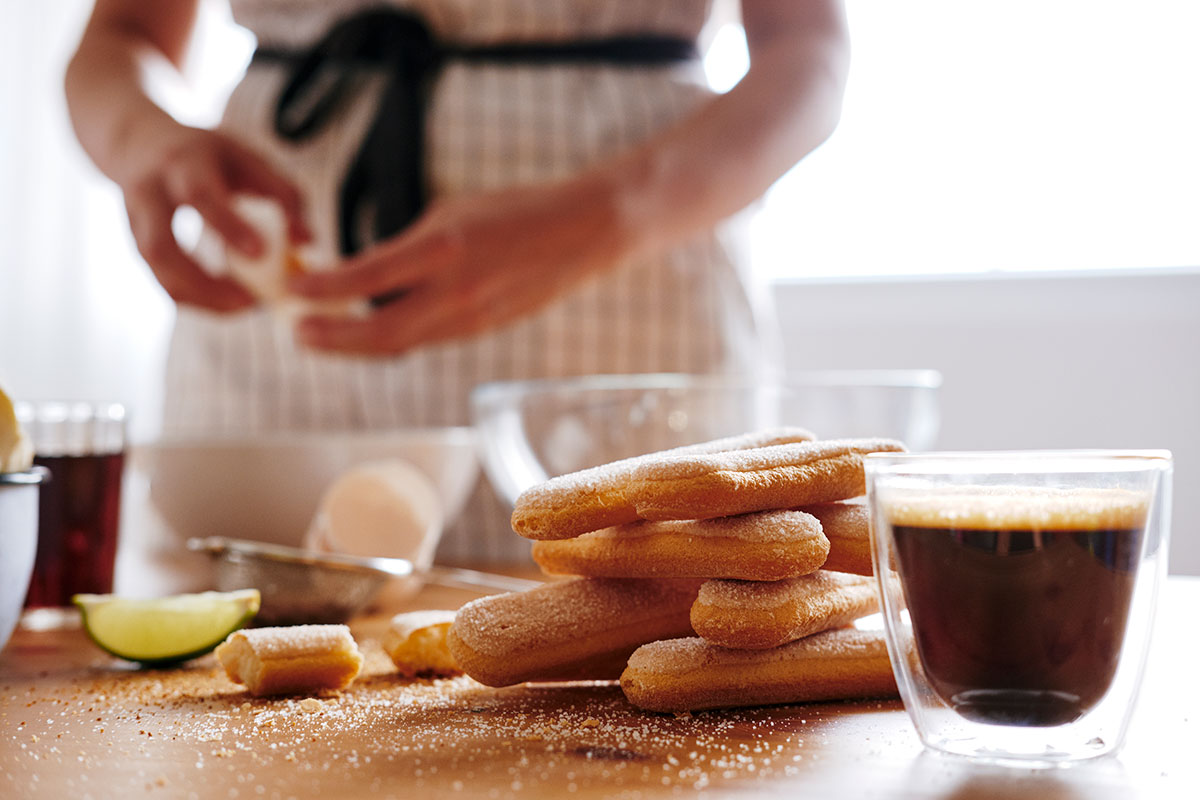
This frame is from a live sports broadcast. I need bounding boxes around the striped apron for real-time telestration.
[163,0,779,562]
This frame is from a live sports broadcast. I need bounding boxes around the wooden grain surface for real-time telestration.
[2,578,1196,800]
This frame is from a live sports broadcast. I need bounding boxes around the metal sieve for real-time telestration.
[187,536,539,626]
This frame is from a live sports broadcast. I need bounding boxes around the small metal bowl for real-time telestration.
[1,467,50,649]
[188,537,539,626]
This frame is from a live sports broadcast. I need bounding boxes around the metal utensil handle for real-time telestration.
[423,565,541,594]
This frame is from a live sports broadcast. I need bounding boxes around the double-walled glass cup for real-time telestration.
[864,451,1171,766]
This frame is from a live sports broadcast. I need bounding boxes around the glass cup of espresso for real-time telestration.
[864,450,1172,766]
[16,401,127,630]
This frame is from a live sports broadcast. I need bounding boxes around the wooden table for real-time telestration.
[2,578,1196,799]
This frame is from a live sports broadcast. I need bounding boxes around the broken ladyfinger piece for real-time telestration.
[216,624,363,696]
[384,609,461,678]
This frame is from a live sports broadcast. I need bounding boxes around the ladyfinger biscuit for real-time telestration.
[691,571,880,650]
[384,610,460,678]
[802,499,874,576]
[216,624,363,696]
[628,438,905,522]
[511,427,816,541]
[446,577,703,687]
[531,510,829,581]
[620,628,896,713]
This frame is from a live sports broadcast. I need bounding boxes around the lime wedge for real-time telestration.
[74,589,261,665]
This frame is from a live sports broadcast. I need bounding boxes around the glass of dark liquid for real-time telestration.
[16,401,126,630]
[865,450,1171,765]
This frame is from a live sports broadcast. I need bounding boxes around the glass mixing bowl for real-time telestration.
[470,371,941,507]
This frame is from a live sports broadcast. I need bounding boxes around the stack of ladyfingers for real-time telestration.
[446,428,904,712]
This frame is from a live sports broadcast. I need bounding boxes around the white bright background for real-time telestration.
[705,0,1200,278]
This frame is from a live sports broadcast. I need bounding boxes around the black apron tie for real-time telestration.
[253,7,699,259]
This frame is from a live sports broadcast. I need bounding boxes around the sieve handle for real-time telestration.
[422,565,541,594]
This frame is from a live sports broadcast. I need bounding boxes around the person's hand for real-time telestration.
[118,122,312,312]
[288,175,629,355]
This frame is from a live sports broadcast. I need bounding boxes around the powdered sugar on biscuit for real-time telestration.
[588,510,822,544]
[697,571,874,611]
[450,578,701,660]
[229,625,358,660]
[631,439,906,484]
[511,428,817,539]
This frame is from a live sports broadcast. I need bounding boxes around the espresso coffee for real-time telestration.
[888,488,1148,727]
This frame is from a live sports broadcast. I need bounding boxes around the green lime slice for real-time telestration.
[73,589,261,666]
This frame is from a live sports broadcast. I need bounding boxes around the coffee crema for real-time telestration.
[885,487,1149,727]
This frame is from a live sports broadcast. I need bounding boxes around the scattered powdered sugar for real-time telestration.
[3,631,903,797]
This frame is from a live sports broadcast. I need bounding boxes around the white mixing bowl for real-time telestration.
[133,428,480,549]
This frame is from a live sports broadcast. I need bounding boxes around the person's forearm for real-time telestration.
[601,1,850,259]
[64,1,199,186]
